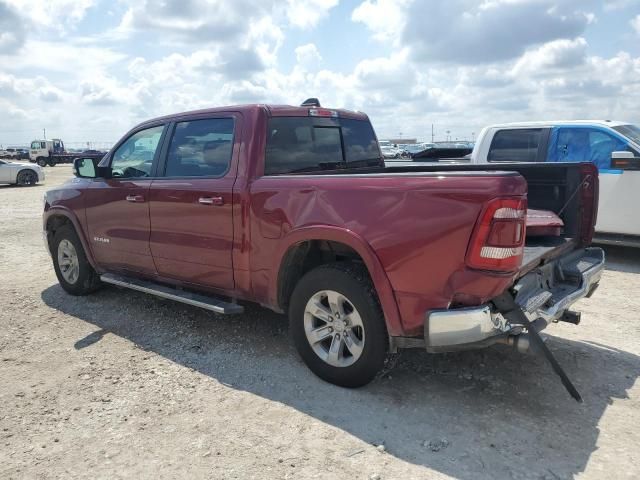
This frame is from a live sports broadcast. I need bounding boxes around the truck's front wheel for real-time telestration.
[37,157,47,167]
[52,225,102,295]
[289,263,389,388]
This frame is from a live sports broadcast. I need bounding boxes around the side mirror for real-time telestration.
[611,151,635,160]
[611,151,640,170]
[73,157,109,178]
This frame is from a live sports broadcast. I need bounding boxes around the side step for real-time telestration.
[100,273,244,315]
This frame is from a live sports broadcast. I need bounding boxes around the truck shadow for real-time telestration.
[41,285,639,479]
[600,245,640,274]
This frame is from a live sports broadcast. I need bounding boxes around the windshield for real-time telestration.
[613,124,640,146]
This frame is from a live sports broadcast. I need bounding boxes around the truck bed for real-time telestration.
[291,162,595,276]
[385,162,594,275]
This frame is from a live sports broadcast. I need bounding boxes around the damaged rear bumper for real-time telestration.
[424,247,605,353]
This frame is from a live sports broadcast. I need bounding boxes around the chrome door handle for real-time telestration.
[125,194,145,203]
[199,196,224,206]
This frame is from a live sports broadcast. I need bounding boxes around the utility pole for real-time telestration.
[431,124,434,143]
[43,128,46,140]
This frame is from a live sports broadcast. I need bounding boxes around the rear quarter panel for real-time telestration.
[250,172,527,336]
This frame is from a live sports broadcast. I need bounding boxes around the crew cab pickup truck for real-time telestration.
[470,121,640,247]
[43,102,604,397]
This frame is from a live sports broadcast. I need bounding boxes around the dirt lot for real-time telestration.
[1,165,639,479]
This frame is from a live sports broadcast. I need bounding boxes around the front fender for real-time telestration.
[270,225,403,336]
[43,206,98,270]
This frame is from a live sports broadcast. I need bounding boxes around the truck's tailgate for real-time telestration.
[520,237,577,276]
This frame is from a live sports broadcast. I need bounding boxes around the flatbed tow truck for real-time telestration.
[29,138,106,167]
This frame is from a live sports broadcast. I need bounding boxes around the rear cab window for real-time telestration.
[487,129,544,162]
[264,117,381,175]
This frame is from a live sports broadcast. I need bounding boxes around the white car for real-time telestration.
[0,159,45,186]
[0,148,20,159]
[379,141,402,159]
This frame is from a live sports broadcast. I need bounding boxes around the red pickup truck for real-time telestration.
[43,101,604,398]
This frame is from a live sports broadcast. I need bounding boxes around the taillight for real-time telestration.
[580,163,598,245]
[466,197,527,272]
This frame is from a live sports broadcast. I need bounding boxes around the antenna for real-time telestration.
[43,128,46,140]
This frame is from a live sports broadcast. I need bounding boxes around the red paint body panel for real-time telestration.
[85,179,156,275]
[249,173,526,335]
[149,177,235,289]
[43,103,595,338]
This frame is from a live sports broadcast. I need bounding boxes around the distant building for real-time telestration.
[386,138,417,144]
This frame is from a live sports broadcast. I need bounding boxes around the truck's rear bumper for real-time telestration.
[424,247,605,353]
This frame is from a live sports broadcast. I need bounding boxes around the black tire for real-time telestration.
[51,225,102,295]
[289,262,389,388]
[49,159,56,167]
[16,169,38,186]
[37,157,47,167]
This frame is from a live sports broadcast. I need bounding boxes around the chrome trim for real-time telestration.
[100,273,244,314]
[425,247,605,352]
[426,305,509,349]
[535,248,605,321]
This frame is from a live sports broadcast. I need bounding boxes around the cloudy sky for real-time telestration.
[1,0,639,147]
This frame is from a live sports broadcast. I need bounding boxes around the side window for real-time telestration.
[589,130,629,169]
[548,127,629,170]
[111,125,164,178]
[341,118,380,164]
[487,129,542,162]
[164,118,234,177]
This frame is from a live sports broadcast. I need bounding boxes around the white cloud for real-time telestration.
[0,2,25,53]
[353,0,598,65]
[631,15,640,34]
[286,0,339,28]
[4,0,95,28]
[0,0,639,146]
[351,0,410,44]
[512,37,588,75]
[295,44,322,68]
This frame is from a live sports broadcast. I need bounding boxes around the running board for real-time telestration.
[100,273,244,315]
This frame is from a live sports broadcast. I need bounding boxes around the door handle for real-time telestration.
[199,196,224,206]
[125,194,145,203]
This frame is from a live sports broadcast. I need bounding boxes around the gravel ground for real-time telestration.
[1,165,639,479]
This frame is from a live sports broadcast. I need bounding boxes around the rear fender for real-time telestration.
[271,226,403,336]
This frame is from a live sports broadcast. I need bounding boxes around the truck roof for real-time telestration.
[137,104,369,128]
[486,120,630,129]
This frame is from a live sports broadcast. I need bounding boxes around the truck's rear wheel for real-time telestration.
[52,225,102,295]
[289,263,389,387]
[37,157,47,167]
[48,159,56,167]
[16,170,37,186]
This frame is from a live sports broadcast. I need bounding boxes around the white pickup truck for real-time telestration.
[470,121,640,247]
